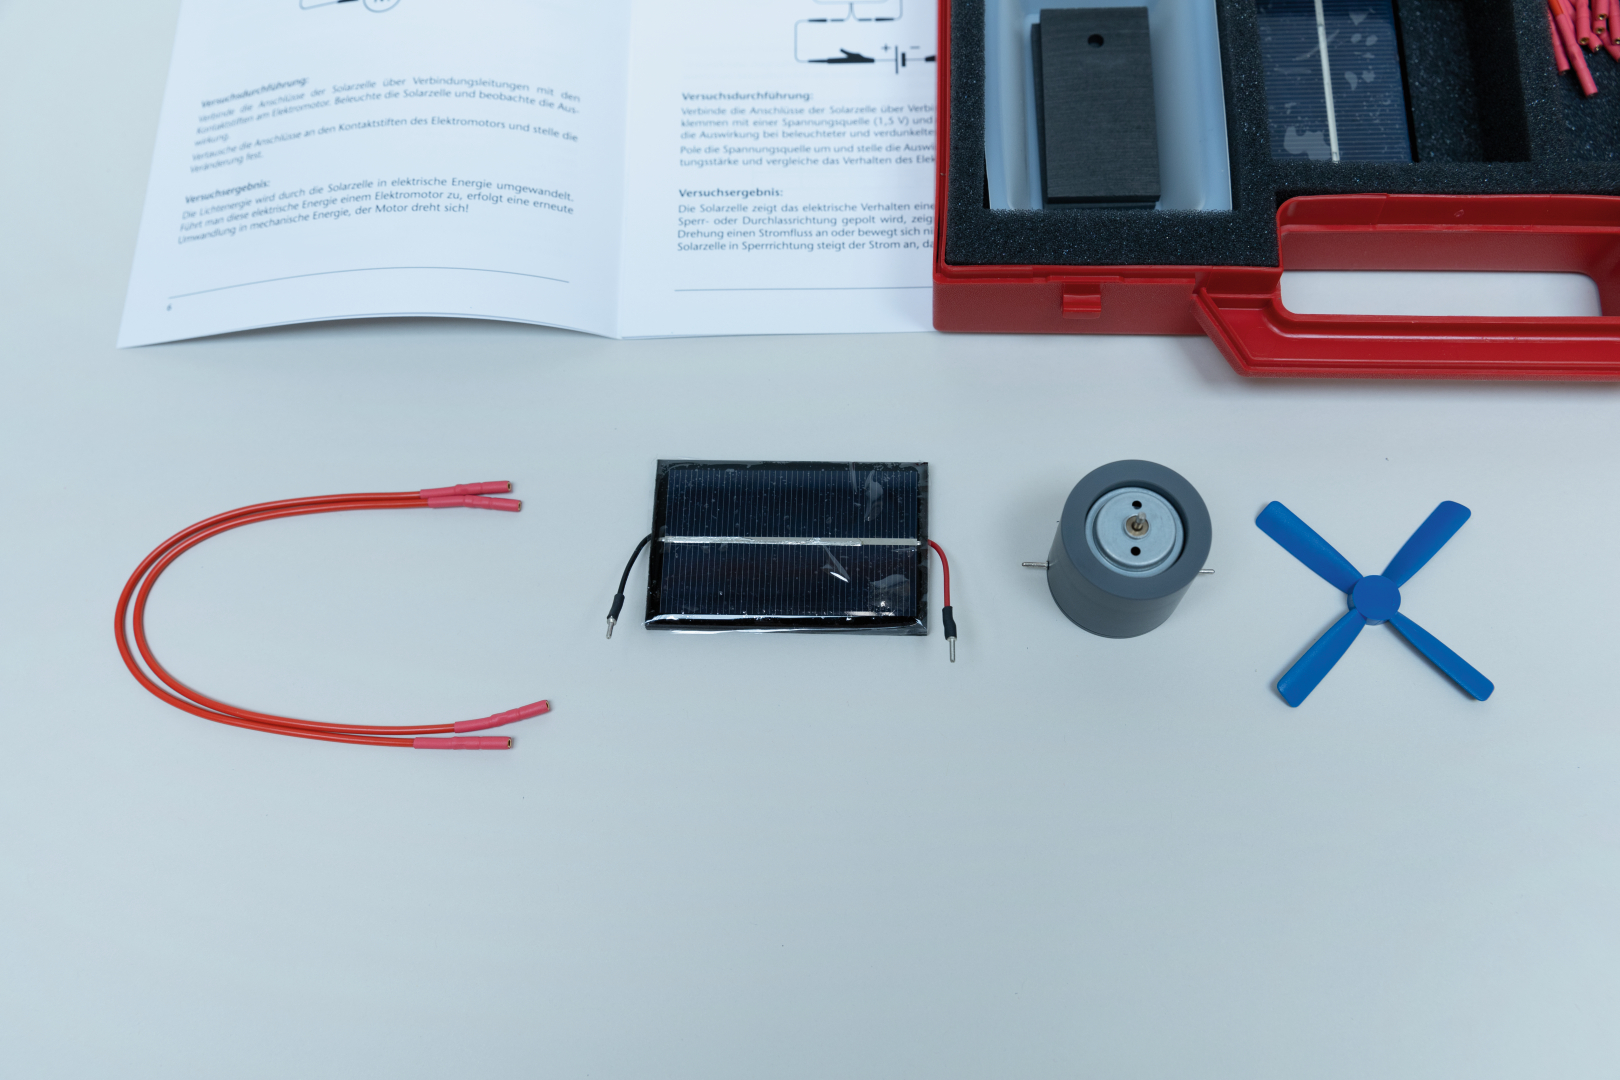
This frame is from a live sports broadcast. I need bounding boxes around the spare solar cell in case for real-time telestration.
[645,461,930,634]
[1255,0,1411,163]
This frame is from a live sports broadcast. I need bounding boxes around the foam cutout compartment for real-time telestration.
[945,0,1620,269]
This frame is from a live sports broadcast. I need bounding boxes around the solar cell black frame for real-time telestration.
[644,460,931,634]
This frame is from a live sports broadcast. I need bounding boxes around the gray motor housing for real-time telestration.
[1046,460,1212,638]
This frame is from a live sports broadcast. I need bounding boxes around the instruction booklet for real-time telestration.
[119,0,939,346]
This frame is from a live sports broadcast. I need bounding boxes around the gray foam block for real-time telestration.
[1034,7,1160,207]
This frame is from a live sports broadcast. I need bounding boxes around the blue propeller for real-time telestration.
[1256,501,1493,706]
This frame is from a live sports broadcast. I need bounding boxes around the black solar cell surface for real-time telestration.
[659,544,920,619]
[646,461,929,634]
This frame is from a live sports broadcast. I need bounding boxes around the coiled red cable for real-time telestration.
[115,483,546,749]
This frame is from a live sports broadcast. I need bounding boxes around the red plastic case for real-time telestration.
[932,3,1620,381]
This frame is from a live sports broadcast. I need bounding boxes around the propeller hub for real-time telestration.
[1349,575,1401,624]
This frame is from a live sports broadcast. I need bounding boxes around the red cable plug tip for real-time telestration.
[426,495,521,511]
[454,699,550,732]
[420,481,512,498]
[412,736,513,750]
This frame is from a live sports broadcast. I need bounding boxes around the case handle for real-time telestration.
[1192,195,1620,380]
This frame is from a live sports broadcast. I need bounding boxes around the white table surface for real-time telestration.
[5,4,1620,1078]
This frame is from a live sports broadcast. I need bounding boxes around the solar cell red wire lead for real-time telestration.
[928,539,957,662]
[115,482,547,749]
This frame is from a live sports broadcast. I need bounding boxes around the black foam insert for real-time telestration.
[945,0,1620,270]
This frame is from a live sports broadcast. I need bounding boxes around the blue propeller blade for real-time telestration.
[1277,609,1367,707]
[1382,501,1471,586]
[1256,502,1362,593]
[1388,613,1494,701]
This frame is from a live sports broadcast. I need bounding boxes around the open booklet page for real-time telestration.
[118,0,630,347]
[118,0,937,346]
[617,0,938,337]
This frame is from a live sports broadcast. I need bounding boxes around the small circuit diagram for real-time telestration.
[795,0,936,72]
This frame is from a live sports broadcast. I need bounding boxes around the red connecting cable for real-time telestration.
[115,482,548,750]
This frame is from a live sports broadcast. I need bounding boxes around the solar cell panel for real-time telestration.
[645,461,930,633]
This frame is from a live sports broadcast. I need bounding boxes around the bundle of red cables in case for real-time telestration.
[115,482,548,750]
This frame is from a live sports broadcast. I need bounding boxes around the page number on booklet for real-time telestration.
[301,0,402,13]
